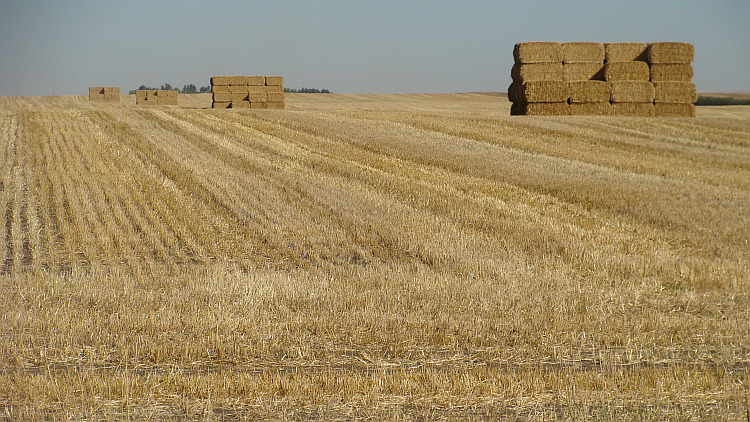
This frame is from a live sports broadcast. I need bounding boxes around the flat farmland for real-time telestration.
[1,93,749,420]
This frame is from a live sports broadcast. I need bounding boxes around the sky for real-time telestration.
[0,0,748,96]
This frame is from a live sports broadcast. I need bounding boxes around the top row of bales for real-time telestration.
[510,42,695,116]
[513,41,694,65]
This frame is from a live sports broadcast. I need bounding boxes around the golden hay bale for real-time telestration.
[263,85,284,93]
[212,101,231,109]
[568,81,612,103]
[89,87,105,95]
[147,90,158,96]
[229,76,247,86]
[612,102,655,116]
[265,76,284,86]
[211,76,231,86]
[611,81,655,103]
[247,76,266,86]
[511,63,564,82]
[231,93,249,102]
[603,62,651,81]
[653,82,697,103]
[212,92,232,102]
[604,43,648,62]
[211,85,231,94]
[569,102,612,116]
[266,102,285,109]
[248,85,266,94]
[508,81,569,103]
[511,101,569,116]
[248,93,268,102]
[647,42,694,64]
[229,85,249,94]
[562,42,605,63]
[135,90,147,99]
[650,63,694,82]
[513,42,563,63]
[250,102,269,109]
[654,103,695,117]
[563,63,605,81]
[231,100,251,108]
[266,92,285,103]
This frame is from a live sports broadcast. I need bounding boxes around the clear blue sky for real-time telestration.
[1,0,748,95]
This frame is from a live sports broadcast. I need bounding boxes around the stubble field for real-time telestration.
[1,92,749,420]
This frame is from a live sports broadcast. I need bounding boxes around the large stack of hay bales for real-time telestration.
[89,87,120,102]
[509,42,695,117]
[135,90,178,105]
[211,76,285,109]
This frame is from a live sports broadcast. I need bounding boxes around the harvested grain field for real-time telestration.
[1,92,749,420]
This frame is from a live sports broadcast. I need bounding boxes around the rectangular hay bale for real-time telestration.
[569,102,612,116]
[229,85,249,94]
[653,82,697,103]
[603,61,650,81]
[647,42,694,64]
[229,76,247,86]
[511,63,564,82]
[262,85,284,93]
[654,103,695,117]
[231,93,249,102]
[612,102,655,117]
[562,42,605,63]
[568,81,612,103]
[212,101,231,109]
[249,102,269,109]
[266,92,285,103]
[266,102,285,109]
[508,81,569,103]
[231,101,251,108]
[513,42,563,63]
[611,81,655,103]
[510,101,569,116]
[650,63,694,82]
[211,85,231,94]
[563,63,605,81]
[247,93,268,102]
[604,43,648,62]
[265,76,284,86]
[211,76,231,86]
[247,76,265,86]
[212,92,232,102]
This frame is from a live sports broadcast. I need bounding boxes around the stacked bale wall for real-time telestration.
[89,87,120,102]
[509,42,695,117]
[211,76,285,109]
[135,90,178,105]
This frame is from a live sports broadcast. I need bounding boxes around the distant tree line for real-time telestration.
[128,83,210,95]
[284,87,330,93]
[695,95,750,106]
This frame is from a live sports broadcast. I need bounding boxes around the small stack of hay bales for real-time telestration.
[89,87,120,102]
[509,42,695,117]
[135,90,178,105]
[211,76,285,109]
[509,42,569,116]
[649,42,696,117]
